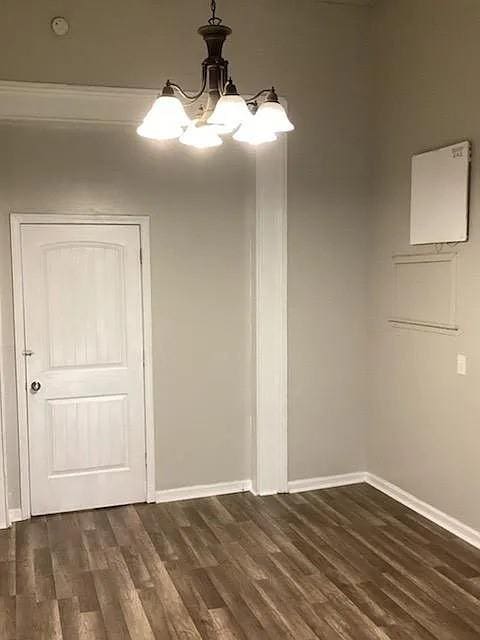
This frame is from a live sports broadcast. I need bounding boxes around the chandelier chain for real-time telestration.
[208,0,222,25]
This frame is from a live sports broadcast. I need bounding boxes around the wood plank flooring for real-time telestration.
[1,483,480,639]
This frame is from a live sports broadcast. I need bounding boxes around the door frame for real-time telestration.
[10,212,156,519]
[0,308,9,528]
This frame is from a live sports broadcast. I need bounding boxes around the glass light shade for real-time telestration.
[233,114,277,146]
[255,101,294,133]
[208,122,237,135]
[136,95,191,140]
[208,95,251,129]
[180,120,223,149]
[137,121,184,140]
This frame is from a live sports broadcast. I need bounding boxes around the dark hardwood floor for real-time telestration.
[1,483,480,639]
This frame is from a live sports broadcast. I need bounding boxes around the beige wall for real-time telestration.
[0,0,371,507]
[369,0,480,530]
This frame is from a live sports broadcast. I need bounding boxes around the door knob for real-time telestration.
[30,381,41,393]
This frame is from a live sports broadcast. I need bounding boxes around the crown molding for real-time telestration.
[0,80,156,125]
[0,81,289,128]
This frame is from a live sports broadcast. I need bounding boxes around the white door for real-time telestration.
[21,223,146,515]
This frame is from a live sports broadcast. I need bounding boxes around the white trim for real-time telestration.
[156,480,252,504]
[8,508,22,523]
[139,220,156,503]
[288,472,367,493]
[366,473,480,550]
[0,310,9,528]
[0,81,155,125]
[253,137,288,496]
[9,213,155,520]
[10,216,29,520]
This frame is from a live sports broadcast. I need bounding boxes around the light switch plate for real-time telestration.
[457,354,467,375]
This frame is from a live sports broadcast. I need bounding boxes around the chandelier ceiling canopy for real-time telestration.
[137,0,294,149]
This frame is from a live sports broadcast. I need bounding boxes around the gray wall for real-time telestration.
[285,3,370,479]
[0,0,371,506]
[368,0,480,530]
[0,124,255,504]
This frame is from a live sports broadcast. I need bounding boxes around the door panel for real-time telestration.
[48,394,128,475]
[45,243,127,368]
[21,224,146,515]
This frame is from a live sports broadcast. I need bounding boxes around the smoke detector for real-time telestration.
[51,17,70,37]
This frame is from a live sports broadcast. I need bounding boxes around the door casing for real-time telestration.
[10,213,156,520]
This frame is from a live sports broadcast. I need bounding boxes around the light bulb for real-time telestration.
[180,120,223,149]
[255,100,294,133]
[137,95,191,140]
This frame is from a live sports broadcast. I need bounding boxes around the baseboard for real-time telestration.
[8,472,480,551]
[365,473,480,551]
[287,470,480,550]
[8,508,22,523]
[288,472,367,493]
[155,479,252,504]
[7,484,252,519]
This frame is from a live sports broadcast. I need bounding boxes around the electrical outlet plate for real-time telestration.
[457,354,467,376]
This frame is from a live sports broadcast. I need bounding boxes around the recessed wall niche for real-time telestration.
[389,253,458,333]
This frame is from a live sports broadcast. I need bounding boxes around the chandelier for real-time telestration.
[137,0,294,149]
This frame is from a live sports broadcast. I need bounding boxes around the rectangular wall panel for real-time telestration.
[390,253,457,332]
